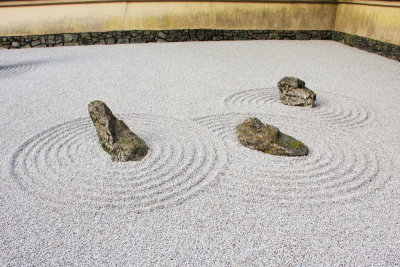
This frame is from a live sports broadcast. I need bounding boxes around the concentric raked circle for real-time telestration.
[9,114,227,213]
[224,88,374,128]
[0,64,35,78]
[192,113,392,203]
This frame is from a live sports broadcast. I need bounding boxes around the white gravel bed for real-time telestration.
[0,40,400,266]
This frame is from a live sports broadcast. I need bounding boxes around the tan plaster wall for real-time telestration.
[0,0,399,45]
[0,3,125,35]
[335,1,400,45]
[122,2,337,31]
[0,1,337,36]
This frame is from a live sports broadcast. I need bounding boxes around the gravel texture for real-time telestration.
[0,40,400,266]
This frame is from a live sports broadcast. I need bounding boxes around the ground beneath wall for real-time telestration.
[0,40,399,266]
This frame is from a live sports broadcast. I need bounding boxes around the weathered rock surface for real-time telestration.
[277,77,316,107]
[236,117,308,156]
[88,101,149,161]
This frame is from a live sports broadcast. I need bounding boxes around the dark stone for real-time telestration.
[0,30,398,61]
[254,34,269,40]
[157,31,168,39]
[80,33,91,40]
[197,30,206,40]
[88,100,149,162]
[277,77,316,107]
[106,38,116,44]
[177,35,190,42]
[268,32,281,40]
[81,38,92,45]
[117,38,129,44]
[31,40,41,47]
[188,30,197,39]
[296,33,312,40]
[11,41,20,48]
[223,31,233,37]
[236,118,308,157]
[238,32,248,38]
[63,33,78,43]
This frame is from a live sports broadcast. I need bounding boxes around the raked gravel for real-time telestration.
[1,40,400,266]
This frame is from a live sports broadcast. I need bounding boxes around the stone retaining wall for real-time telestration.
[1,30,399,61]
[332,32,400,61]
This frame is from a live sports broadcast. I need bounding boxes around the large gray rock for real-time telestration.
[236,117,308,157]
[277,77,316,107]
[88,101,149,161]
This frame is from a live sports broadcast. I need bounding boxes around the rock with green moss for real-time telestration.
[236,117,308,157]
[277,77,316,107]
[88,100,149,161]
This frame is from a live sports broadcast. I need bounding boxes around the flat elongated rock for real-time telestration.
[236,117,308,156]
[88,101,149,161]
[277,77,316,107]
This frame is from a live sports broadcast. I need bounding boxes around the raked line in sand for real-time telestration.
[0,62,36,79]
[223,87,379,129]
[1,41,399,265]
[192,112,393,203]
[8,113,228,214]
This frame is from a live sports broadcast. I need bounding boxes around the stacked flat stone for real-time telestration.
[277,77,316,107]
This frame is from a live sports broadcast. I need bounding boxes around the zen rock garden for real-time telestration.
[89,77,315,160]
[88,100,149,162]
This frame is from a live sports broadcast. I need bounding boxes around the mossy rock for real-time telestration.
[88,100,149,162]
[236,117,308,157]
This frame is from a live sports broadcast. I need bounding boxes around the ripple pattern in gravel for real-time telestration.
[0,63,35,78]
[224,88,374,129]
[8,114,227,213]
[192,113,392,203]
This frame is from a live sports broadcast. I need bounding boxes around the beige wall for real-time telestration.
[123,2,337,31]
[0,0,399,45]
[335,0,400,45]
[0,1,337,36]
[0,3,126,35]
